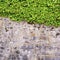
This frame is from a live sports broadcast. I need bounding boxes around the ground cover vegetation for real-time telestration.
[0,0,60,27]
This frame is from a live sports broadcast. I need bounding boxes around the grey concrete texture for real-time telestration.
[0,17,60,60]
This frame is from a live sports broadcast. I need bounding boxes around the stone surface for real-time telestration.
[0,17,60,60]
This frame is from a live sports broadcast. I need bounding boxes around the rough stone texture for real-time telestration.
[0,17,60,60]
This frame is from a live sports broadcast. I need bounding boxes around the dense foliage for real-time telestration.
[0,0,60,26]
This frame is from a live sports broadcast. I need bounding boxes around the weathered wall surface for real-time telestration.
[0,17,60,60]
